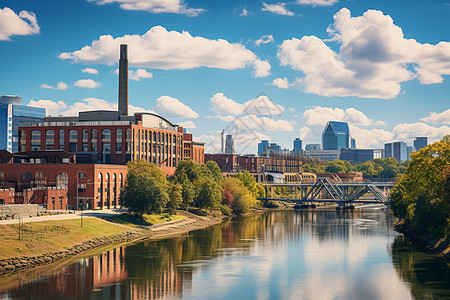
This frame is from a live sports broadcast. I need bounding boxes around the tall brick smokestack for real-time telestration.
[118,44,128,116]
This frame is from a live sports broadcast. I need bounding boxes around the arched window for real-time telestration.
[69,130,77,140]
[91,129,97,140]
[45,130,54,149]
[119,173,123,189]
[78,171,87,178]
[82,129,88,140]
[98,173,103,207]
[56,172,68,188]
[116,129,122,152]
[31,130,41,151]
[102,129,111,140]
[91,129,97,151]
[158,132,161,143]
[34,172,46,187]
[59,129,65,149]
[0,171,4,178]
[22,172,32,182]
[126,129,131,140]
[113,173,117,207]
[69,130,78,152]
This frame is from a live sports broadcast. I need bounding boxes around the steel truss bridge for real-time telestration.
[259,177,395,208]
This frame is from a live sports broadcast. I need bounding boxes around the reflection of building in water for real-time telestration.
[93,246,127,289]
[129,261,189,300]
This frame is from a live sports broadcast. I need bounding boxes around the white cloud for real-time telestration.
[154,95,199,118]
[27,98,154,116]
[59,26,268,77]
[238,115,295,131]
[114,68,153,80]
[296,0,338,6]
[420,109,450,125]
[88,0,205,16]
[299,126,313,140]
[179,120,196,129]
[278,8,450,99]
[253,59,271,77]
[41,81,68,90]
[303,106,385,126]
[210,93,245,116]
[393,122,450,140]
[27,99,67,116]
[272,77,289,89]
[82,68,98,74]
[240,8,249,16]
[262,2,294,16]
[349,125,393,148]
[0,7,40,41]
[74,79,102,88]
[255,34,274,46]
[288,107,295,112]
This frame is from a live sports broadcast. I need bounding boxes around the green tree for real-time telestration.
[180,181,195,209]
[222,177,256,214]
[166,183,182,214]
[206,160,223,183]
[194,177,221,211]
[175,160,202,183]
[127,159,167,185]
[325,160,352,173]
[235,170,265,198]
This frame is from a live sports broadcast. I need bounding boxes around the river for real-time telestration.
[1,207,450,299]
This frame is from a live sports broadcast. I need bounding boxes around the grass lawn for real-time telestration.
[0,218,132,260]
[106,213,185,226]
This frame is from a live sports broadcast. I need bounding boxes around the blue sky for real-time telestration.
[1,0,449,153]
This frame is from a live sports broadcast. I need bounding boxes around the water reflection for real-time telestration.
[1,209,449,299]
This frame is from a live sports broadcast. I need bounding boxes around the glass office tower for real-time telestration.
[322,121,350,150]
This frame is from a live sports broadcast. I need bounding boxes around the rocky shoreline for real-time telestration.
[0,213,223,276]
[394,219,450,261]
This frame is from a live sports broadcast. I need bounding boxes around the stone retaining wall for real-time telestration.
[0,230,143,275]
[0,204,46,220]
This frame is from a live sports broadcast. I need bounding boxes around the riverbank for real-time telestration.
[0,211,224,276]
[394,219,450,261]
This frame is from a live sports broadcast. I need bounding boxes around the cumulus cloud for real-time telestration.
[255,34,274,46]
[27,98,154,116]
[420,109,450,125]
[239,114,295,131]
[41,81,68,90]
[262,2,294,16]
[210,93,284,117]
[302,106,385,126]
[179,120,196,129]
[393,122,450,140]
[240,8,249,16]
[114,68,153,80]
[82,68,98,74]
[278,8,450,99]
[272,77,289,89]
[74,79,102,88]
[0,7,40,41]
[154,95,199,118]
[27,99,67,116]
[349,125,393,148]
[88,0,205,16]
[59,26,269,77]
[296,0,338,6]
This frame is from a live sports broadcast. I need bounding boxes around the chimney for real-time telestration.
[118,44,128,116]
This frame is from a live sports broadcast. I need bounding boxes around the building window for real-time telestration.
[31,130,41,151]
[126,129,131,140]
[45,130,54,150]
[82,129,88,140]
[59,129,65,149]
[116,129,122,152]
[56,172,68,188]
[78,171,87,178]
[91,129,97,151]
[22,172,32,183]
[69,130,77,141]
[102,129,111,140]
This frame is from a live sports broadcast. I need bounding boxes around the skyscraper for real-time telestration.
[413,137,428,151]
[322,121,350,150]
[0,95,45,153]
[385,141,408,161]
[305,144,321,150]
[293,138,302,154]
[225,134,234,154]
[351,138,356,149]
[257,140,269,156]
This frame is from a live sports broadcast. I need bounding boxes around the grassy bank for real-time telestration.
[0,218,133,260]
[105,213,185,226]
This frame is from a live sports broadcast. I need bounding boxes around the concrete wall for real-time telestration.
[0,204,45,219]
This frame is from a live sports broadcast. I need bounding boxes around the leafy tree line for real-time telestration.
[390,135,450,236]
[120,160,264,216]
[303,157,408,178]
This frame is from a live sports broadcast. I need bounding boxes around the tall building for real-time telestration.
[257,140,269,156]
[413,137,428,151]
[340,148,383,163]
[385,141,408,161]
[351,138,356,149]
[305,144,321,151]
[304,150,340,161]
[293,138,302,154]
[268,142,281,153]
[225,134,234,154]
[407,146,414,161]
[0,95,45,153]
[322,121,350,150]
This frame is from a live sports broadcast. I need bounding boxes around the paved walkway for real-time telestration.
[0,208,127,225]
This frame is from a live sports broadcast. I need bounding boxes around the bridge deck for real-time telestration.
[263,182,395,188]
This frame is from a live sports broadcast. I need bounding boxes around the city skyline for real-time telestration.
[1,0,449,153]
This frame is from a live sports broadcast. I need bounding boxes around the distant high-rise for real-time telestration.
[293,138,302,154]
[305,144,321,151]
[351,138,356,149]
[322,121,350,150]
[257,140,269,156]
[407,146,414,161]
[225,134,234,154]
[118,44,128,116]
[0,95,45,153]
[413,137,427,151]
[269,143,281,152]
[385,141,408,161]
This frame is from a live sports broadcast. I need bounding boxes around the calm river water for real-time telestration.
[1,207,450,299]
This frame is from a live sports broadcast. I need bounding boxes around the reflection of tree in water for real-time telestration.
[391,235,450,300]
